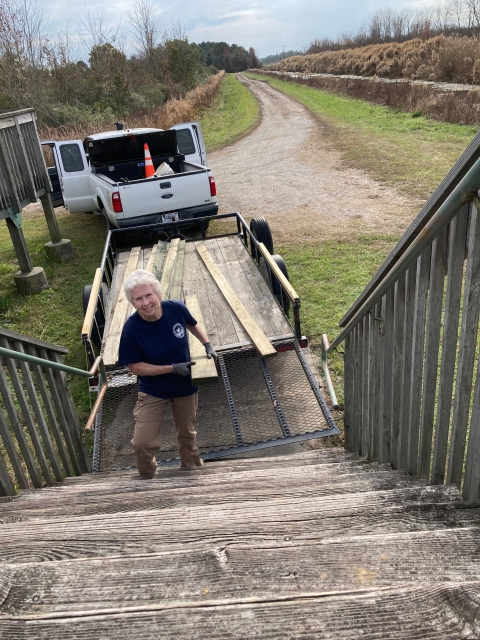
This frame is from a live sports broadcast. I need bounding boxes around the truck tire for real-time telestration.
[250,217,274,261]
[258,254,291,315]
[83,283,108,349]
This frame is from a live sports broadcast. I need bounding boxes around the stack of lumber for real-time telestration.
[2,448,480,637]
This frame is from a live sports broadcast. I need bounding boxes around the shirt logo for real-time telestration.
[173,323,185,339]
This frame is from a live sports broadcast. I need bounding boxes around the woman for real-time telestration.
[118,269,216,476]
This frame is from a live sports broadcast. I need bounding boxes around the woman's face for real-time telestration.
[131,284,162,321]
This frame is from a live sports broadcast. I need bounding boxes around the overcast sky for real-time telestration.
[42,0,436,59]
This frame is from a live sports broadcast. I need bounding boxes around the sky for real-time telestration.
[41,0,437,59]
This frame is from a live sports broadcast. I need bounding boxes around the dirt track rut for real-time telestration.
[208,74,417,244]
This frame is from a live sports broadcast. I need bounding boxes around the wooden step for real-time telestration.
[2,527,480,617]
[0,486,471,563]
[0,465,428,523]
[2,581,477,639]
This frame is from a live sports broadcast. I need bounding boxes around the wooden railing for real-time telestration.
[327,130,480,500]
[0,327,93,496]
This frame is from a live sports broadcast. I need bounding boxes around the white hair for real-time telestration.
[124,269,162,304]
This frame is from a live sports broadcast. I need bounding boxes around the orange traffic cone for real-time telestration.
[144,143,155,178]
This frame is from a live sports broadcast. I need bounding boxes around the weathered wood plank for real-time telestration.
[0,338,53,484]
[24,345,73,478]
[361,314,370,458]
[418,229,447,477]
[0,399,28,491]
[432,207,469,484]
[407,245,431,476]
[0,327,68,354]
[390,275,405,469]
[448,204,480,487]
[229,237,291,337]
[151,240,168,280]
[379,288,394,465]
[168,240,186,300]
[0,354,42,488]
[353,321,362,456]
[2,581,477,639]
[196,243,277,357]
[0,451,15,497]
[160,238,180,299]
[103,246,141,367]
[185,294,218,384]
[81,268,103,340]
[4,527,480,617]
[398,263,417,470]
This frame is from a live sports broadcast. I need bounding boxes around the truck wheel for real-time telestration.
[258,254,291,315]
[250,217,274,262]
[83,283,108,349]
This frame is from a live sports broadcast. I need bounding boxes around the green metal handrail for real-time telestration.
[0,346,108,431]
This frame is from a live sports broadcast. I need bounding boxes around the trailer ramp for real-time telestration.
[93,337,338,471]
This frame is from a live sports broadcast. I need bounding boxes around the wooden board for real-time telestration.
[196,243,277,357]
[160,238,180,299]
[169,240,186,300]
[146,240,168,279]
[185,294,218,384]
[103,247,141,367]
[2,582,478,639]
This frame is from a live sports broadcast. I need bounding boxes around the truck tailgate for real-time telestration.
[118,170,213,220]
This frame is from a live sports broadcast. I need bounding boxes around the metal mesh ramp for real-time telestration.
[92,339,339,472]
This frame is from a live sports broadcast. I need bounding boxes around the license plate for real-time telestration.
[161,212,179,223]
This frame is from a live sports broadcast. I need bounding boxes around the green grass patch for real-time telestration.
[244,72,477,200]
[279,235,397,407]
[200,73,260,151]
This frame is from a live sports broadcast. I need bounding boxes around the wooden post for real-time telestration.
[6,217,49,294]
[40,192,73,262]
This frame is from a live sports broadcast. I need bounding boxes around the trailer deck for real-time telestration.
[84,215,339,471]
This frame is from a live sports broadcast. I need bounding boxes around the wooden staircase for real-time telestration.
[1,448,480,638]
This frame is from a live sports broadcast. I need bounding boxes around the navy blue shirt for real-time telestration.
[117,300,198,399]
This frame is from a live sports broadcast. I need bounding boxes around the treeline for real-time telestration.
[260,51,304,65]
[0,0,258,131]
[197,42,260,72]
[306,0,480,53]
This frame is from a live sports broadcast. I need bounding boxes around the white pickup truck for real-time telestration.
[43,122,218,229]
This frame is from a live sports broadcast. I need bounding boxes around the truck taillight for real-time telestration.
[209,176,217,197]
[112,192,123,213]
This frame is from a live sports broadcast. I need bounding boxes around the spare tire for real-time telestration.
[83,282,108,349]
[250,216,274,261]
[259,254,291,315]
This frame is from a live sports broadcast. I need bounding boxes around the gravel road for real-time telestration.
[208,73,417,244]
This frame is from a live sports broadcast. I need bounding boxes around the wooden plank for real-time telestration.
[379,288,394,465]
[25,345,73,478]
[343,331,353,451]
[160,238,180,299]
[407,245,431,476]
[463,356,480,500]
[103,247,141,367]
[0,408,27,490]
[206,240,248,342]
[448,203,480,487]
[361,314,370,458]
[0,338,54,484]
[432,208,469,484]
[0,327,68,354]
[257,242,300,302]
[151,240,168,280]
[183,244,219,342]
[223,237,289,338]
[13,342,63,482]
[353,322,362,456]
[81,268,103,339]
[196,243,277,358]
[398,263,417,470]
[168,240,186,300]
[418,229,447,477]
[0,355,42,488]
[391,274,406,469]
[185,294,218,384]
[0,451,15,496]
[1,581,479,639]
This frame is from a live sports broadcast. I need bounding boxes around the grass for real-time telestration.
[244,72,477,201]
[199,73,260,151]
[279,235,398,408]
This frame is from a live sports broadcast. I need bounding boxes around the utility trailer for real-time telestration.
[82,213,339,471]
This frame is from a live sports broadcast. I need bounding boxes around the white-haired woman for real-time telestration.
[118,269,216,476]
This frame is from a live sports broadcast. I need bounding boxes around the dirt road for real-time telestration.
[208,74,418,245]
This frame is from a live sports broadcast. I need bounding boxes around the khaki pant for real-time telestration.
[132,392,201,474]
